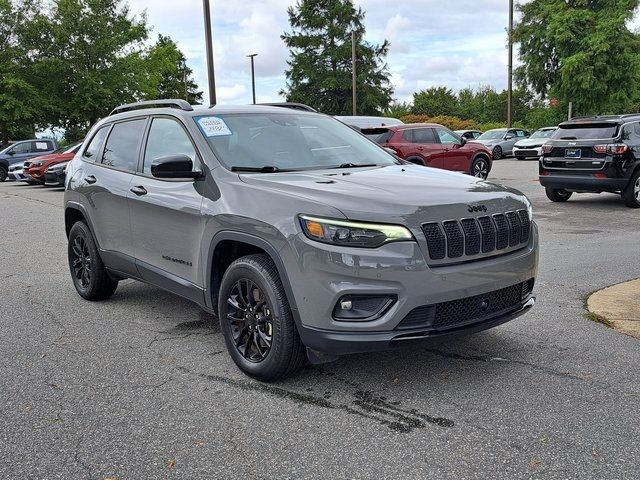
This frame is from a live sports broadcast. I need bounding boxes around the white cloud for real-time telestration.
[126,0,636,106]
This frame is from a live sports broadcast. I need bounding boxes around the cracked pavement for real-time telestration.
[1,160,639,479]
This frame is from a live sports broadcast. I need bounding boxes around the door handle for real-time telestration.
[417,146,424,151]
[84,175,97,184]
[130,185,147,196]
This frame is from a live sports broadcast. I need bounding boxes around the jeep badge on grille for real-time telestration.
[467,204,488,213]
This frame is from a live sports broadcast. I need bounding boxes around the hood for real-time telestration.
[514,138,545,148]
[239,165,530,227]
[27,152,74,166]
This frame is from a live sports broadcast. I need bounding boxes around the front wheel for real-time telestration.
[492,146,503,160]
[621,169,640,208]
[545,187,573,202]
[218,254,306,381]
[68,221,118,300]
[470,157,490,179]
[0,165,7,182]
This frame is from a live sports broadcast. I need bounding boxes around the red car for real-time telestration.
[23,142,82,184]
[363,123,493,179]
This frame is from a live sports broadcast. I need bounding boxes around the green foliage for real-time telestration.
[412,87,458,117]
[525,106,565,131]
[384,101,411,118]
[514,0,640,116]
[141,35,203,105]
[400,114,480,131]
[0,0,202,142]
[281,0,393,115]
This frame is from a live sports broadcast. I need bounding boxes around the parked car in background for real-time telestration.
[362,123,493,179]
[23,142,82,184]
[7,162,28,181]
[454,129,483,140]
[513,127,558,160]
[0,139,58,181]
[476,128,530,160]
[539,115,640,208]
[336,116,404,129]
[64,100,537,381]
[44,160,70,186]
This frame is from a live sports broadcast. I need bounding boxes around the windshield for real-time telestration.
[195,113,399,171]
[477,130,505,140]
[552,124,618,140]
[530,129,556,139]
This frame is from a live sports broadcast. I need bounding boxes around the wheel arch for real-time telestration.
[64,202,100,248]
[206,231,300,324]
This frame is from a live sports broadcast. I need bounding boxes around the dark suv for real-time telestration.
[362,123,493,179]
[64,100,538,380]
[539,115,640,208]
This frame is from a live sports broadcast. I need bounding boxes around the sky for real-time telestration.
[124,0,638,107]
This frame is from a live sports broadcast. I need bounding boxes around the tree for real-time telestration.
[0,0,44,143]
[34,0,149,138]
[142,35,202,104]
[281,0,393,115]
[412,86,458,117]
[514,0,640,116]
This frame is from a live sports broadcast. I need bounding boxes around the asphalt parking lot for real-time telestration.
[1,160,639,479]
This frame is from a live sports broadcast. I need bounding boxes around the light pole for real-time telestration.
[352,30,357,116]
[247,53,258,104]
[181,58,188,101]
[203,0,216,106]
[507,0,514,127]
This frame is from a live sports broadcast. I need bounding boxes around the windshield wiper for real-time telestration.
[330,163,379,169]
[231,166,286,173]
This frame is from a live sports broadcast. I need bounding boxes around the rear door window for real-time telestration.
[32,140,52,152]
[553,124,618,140]
[102,119,147,171]
[412,128,437,144]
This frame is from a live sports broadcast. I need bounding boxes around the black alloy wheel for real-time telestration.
[226,279,274,363]
[492,146,503,160]
[471,158,490,179]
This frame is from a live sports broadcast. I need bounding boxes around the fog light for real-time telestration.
[333,295,396,321]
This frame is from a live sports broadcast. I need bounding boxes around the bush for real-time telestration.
[400,114,480,131]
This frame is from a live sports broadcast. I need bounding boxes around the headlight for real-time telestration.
[47,161,69,172]
[299,215,414,248]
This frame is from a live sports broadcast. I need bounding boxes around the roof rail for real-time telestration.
[257,102,318,113]
[110,99,193,116]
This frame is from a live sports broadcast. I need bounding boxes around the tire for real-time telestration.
[621,169,640,208]
[492,146,503,160]
[68,221,118,300]
[218,254,306,381]
[470,157,490,179]
[0,165,7,182]
[406,157,425,166]
[545,187,573,202]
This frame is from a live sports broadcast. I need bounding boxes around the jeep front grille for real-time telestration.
[422,210,531,265]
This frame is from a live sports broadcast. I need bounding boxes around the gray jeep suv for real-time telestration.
[64,100,538,380]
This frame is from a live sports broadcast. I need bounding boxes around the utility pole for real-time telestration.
[203,0,216,106]
[507,0,514,128]
[181,58,188,101]
[352,30,357,116]
[247,54,258,104]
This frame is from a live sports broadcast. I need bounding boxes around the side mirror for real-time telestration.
[6,150,15,156]
[460,137,467,146]
[505,134,514,140]
[151,154,202,179]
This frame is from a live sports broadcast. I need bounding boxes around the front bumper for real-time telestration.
[285,223,539,355]
[44,170,65,186]
[514,146,542,158]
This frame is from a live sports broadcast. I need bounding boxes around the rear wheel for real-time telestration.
[470,157,490,179]
[0,165,7,182]
[218,254,306,381]
[545,187,573,202]
[621,169,640,208]
[406,157,425,166]
[492,146,503,160]
[68,221,118,300]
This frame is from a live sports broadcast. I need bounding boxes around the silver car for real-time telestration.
[476,128,531,159]
[513,127,558,160]
[64,100,538,380]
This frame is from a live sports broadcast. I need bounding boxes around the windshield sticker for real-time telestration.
[197,116,232,137]
[35,141,48,150]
